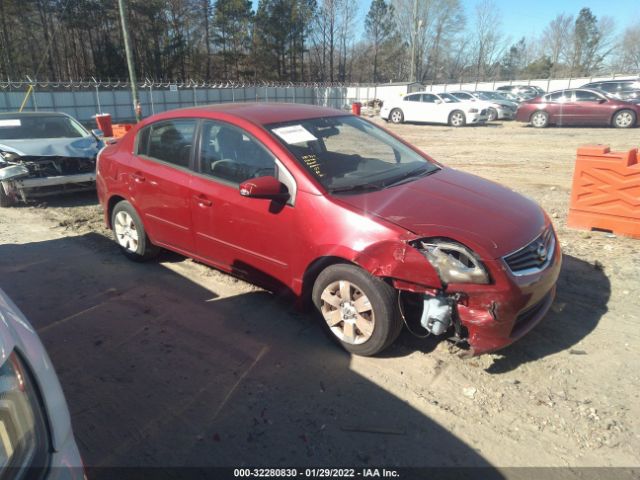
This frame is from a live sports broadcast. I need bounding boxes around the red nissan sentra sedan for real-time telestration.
[516,88,640,128]
[96,103,561,356]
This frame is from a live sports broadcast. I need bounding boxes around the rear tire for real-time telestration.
[612,109,636,128]
[389,108,404,124]
[312,264,402,356]
[530,111,549,128]
[449,110,466,127]
[111,200,160,262]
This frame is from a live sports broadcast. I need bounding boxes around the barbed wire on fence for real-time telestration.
[0,78,358,90]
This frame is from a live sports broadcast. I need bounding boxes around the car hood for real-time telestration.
[0,136,101,158]
[335,168,546,258]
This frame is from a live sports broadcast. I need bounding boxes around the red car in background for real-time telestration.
[516,88,640,128]
[96,103,561,356]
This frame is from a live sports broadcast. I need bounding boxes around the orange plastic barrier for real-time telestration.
[111,123,134,138]
[567,145,640,239]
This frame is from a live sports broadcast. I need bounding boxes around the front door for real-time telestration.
[189,120,296,288]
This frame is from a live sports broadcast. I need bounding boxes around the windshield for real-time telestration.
[477,92,501,100]
[268,115,439,193]
[439,93,460,103]
[0,115,88,140]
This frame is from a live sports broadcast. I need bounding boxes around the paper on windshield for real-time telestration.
[272,125,317,144]
[0,119,21,127]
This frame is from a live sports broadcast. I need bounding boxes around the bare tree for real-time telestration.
[615,22,640,72]
[470,0,505,81]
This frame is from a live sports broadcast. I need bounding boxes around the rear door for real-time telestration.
[128,119,198,252]
[189,120,296,286]
[401,94,423,122]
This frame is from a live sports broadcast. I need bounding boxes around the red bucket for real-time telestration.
[95,113,113,137]
[351,102,362,116]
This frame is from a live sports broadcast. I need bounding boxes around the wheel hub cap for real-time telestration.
[320,280,375,345]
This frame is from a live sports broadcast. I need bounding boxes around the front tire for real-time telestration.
[312,264,402,356]
[0,182,15,207]
[487,108,498,121]
[449,110,466,127]
[530,111,549,128]
[612,109,636,128]
[111,200,160,262]
[389,108,404,124]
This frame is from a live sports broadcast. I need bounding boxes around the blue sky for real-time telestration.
[253,0,639,43]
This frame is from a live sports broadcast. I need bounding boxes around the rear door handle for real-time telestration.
[131,172,146,183]
[193,194,212,207]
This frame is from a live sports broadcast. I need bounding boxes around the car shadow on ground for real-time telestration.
[485,254,610,373]
[0,232,503,475]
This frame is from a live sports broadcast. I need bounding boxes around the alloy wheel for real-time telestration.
[615,111,633,128]
[113,211,139,252]
[319,280,375,345]
[450,112,464,126]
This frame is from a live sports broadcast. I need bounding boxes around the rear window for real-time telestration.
[137,119,197,168]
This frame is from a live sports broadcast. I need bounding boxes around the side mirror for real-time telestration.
[435,99,442,104]
[598,98,606,104]
[91,129,104,139]
[239,176,289,200]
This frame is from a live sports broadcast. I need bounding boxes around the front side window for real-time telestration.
[574,90,603,102]
[438,93,460,103]
[198,121,276,184]
[421,94,438,103]
[268,115,439,193]
[138,119,197,168]
[404,94,421,102]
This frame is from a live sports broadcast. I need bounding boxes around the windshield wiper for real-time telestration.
[383,166,438,188]
[328,182,383,194]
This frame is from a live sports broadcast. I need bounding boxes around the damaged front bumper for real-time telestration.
[389,231,562,355]
[0,155,96,204]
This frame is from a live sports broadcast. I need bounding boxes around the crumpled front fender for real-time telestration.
[354,240,443,290]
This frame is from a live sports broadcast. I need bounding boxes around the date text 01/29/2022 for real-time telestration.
[233,468,399,478]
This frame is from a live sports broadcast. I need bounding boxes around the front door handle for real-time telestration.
[131,172,146,183]
[193,194,212,207]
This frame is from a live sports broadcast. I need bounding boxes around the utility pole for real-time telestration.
[118,0,140,122]
[409,0,418,83]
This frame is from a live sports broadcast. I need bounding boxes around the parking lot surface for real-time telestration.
[0,120,638,468]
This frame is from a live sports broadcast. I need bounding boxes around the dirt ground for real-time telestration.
[0,119,638,473]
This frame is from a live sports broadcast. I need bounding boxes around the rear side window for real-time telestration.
[404,94,421,102]
[137,119,197,168]
[545,91,570,103]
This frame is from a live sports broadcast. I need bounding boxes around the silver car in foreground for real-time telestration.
[0,289,83,479]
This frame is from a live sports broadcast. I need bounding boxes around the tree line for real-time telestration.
[0,0,638,84]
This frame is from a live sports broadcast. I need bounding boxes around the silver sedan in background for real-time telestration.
[449,91,519,121]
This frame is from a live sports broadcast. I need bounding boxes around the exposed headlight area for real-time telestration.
[468,108,479,113]
[414,238,490,285]
[0,351,49,477]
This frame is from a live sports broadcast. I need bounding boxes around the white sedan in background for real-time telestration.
[381,92,488,127]
[0,289,84,479]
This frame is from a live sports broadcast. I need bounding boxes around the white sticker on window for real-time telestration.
[0,119,21,127]
[272,125,317,144]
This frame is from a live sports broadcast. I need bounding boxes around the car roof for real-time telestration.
[0,111,71,118]
[585,79,637,84]
[154,102,346,126]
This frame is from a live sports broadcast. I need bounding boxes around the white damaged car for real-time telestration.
[0,112,103,207]
[0,288,84,478]
[380,92,488,127]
